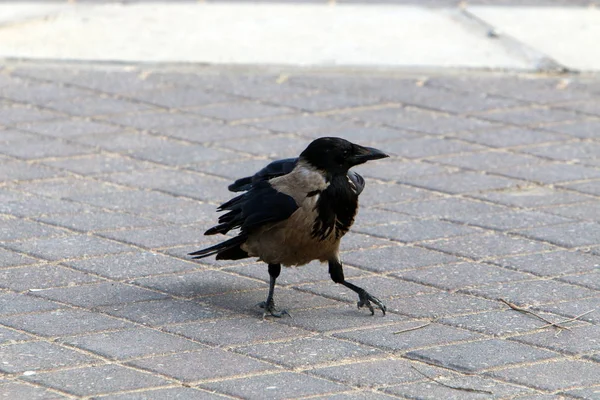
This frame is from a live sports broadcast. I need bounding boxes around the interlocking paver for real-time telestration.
[2,64,600,398]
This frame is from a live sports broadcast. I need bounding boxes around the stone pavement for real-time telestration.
[0,63,600,399]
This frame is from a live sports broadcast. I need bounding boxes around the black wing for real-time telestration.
[228,158,298,192]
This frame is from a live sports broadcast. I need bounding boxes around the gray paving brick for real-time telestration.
[559,270,600,290]
[384,374,534,400]
[440,309,567,336]
[270,91,382,112]
[383,137,486,159]
[563,179,600,197]
[536,297,600,324]
[521,141,600,167]
[310,392,399,400]
[165,316,311,347]
[434,150,544,172]
[511,324,600,355]
[1,81,91,105]
[518,222,600,248]
[67,189,196,213]
[357,219,480,243]
[199,371,349,400]
[493,250,600,276]
[0,217,69,242]
[61,327,205,360]
[387,292,501,318]
[352,208,414,229]
[20,118,121,138]
[0,309,133,337]
[0,136,95,159]
[98,298,228,326]
[402,171,527,194]
[192,101,295,121]
[46,96,155,117]
[355,159,457,181]
[0,341,98,373]
[445,210,574,232]
[129,87,235,108]
[302,125,419,142]
[356,183,437,207]
[0,160,67,182]
[36,211,161,233]
[42,154,153,175]
[133,270,266,299]
[496,162,600,184]
[32,282,168,308]
[13,178,121,200]
[425,233,556,260]
[94,387,230,400]
[130,348,277,382]
[341,245,461,273]
[0,264,101,291]
[0,103,61,125]
[405,339,558,373]
[0,325,34,344]
[0,192,91,217]
[489,360,600,391]
[545,119,600,139]
[544,202,600,223]
[333,322,482,351]
[474,186,595,208]
[63,252,198,279]
[310,358,424,388]
[23,364,170,397]
[0,293,63,316]
[6,235,134,261]
[395,262,530,291]
[101,110,207,131]
[98,225,209,249]
[476,106,580,125]
[0,382,68,400]
[563,386,600,400]
[382,197,507,219]
[453,127,569,148]
[216,135,308,158]
[247,114,352,134]
[464,279,597,307]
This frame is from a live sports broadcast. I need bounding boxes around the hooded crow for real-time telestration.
[190,137,389,317]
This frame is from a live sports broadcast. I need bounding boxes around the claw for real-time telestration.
[257,300,290,319]
[357,292,386,316]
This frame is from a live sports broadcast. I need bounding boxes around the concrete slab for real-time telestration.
[0,3,529,69]
[469,6,600,71]
[0,3,70,26]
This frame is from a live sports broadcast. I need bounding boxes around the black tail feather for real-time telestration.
[228,177,252,192]
[189,235,248,260]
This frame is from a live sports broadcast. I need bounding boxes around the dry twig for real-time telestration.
[410,366,493,395]
[393,322,431,335]
[499,298,571,331]
[538,309,596,330]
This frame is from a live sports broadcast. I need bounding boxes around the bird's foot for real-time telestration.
[257,300,290,319]
[357,290,386,316]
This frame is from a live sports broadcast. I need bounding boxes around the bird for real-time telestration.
[189,137,389,317]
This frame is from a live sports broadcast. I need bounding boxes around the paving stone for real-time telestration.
[474,186,595,208]
[0,382,69,400]
[425,233,556,260]
[545,119,600,139]
[465,279,597,307]
[0,192,91,217]
[357,219,480,243]
[563,179,600,197]
[42,154,153,175]
[511,324,600,355]
[384,373,534,400]
[454,127,569,148]
[94,387,229,400]
[165,316,311,347]
[133,270,266,298]
[0,264,101,291]
[63,252,199,279]
[0,309,133,337]
[0,82,92,105]
[23,364,170,397]
[199,371,349,399]
[0,293,63,316]
[129,348,276,382]
[382,197,507,219]
[310,358,424,388]
[20,118,121,138]
[0,136,95,159]
[6,235,134,261]
[68,189,195,213]
[341,245,461,273]
[36,211,161,233]
[97,225,210,249]
[0,160,67,182]
[352,208,414,229]
[433,150,544,172]
[489,360,600,391]
[273,91,382,112]
[0,325,34,345]
[440,309,568,336]
[61,327,205,360]
[496,162,600,184]
[102,111,207,131]
[405,339,558,373]
[544,202,600,223]
[0,341,98,373]
[129,87,235,108]
[248,114,352,134]
[192,101,295,121]
[13,178,121,200]
[333,322,482,352]
[0,103,61,125]
[476,106,580,125]
[445,210,574,231]
[536,297,600,324]
[298,275,437,303]
[0,217,69,242]
[98,298,228,326]
[302,125,418,143]
[355,159,457,181]
[395,262,530,291]
[521,141,600,167]
[493,250,600,276]
[309,392,399,400]
[386,292,502,318]
[401,171,526,194]
[32,282,168,308]
[46,96,155,117]
[558,270,600,290]
[216,134,309,159]
[518,222,600,248]
[563,386,600,400]
[356,183,437,207]
[383,137,486,159]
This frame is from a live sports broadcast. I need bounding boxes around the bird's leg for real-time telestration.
[328,259,386,315]
[257,263,290,318]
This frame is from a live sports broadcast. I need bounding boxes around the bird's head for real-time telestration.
[299,137,389,175]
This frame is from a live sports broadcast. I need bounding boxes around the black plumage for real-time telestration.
[190,137,389,317]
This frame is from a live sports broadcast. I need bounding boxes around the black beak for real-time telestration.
[349,145,389,166]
